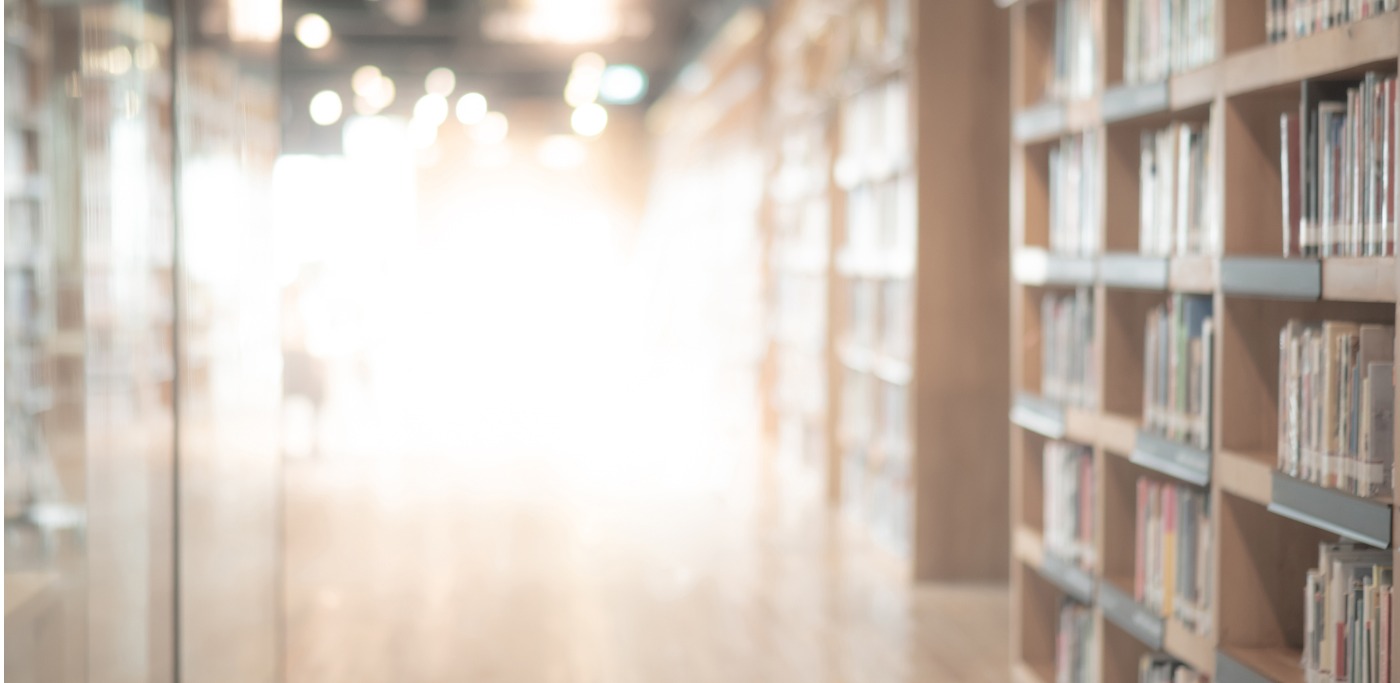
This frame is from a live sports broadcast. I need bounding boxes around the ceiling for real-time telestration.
[279,0,743,119]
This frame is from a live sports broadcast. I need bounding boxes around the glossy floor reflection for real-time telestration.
[283,440,1009,683]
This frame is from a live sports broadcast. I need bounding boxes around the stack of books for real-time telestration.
[1135,476,1213,634]
[1139,122,1215,257]
[1042,288,1096,408]
[1143,295,1214,450]
[1044,441,1095,571]
[1049,0,1098,101]
[1281,74,1396,257]
[1050,132,1102,257]
[1268,0,1398,43]
[1138,656,1208,683]
[1124,0,1217,84]
[1304,543,1393,683]
[1057,600,1096,683]
[1276,321,1395,497]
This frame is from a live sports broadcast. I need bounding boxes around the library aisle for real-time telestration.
[281,367,1008,683]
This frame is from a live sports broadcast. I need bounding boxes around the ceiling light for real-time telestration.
[309,90,343,126]
[456,92,487,125]
[572,52,606,77]
[353,66,382,96]
[599,64,646,104]
[425,67,455,96]
[570,103,607,138]
[229,0,281,43]
[408,116,438,149]
[473,111,509,144]
[295,13,331,49]
[413,94,449,127]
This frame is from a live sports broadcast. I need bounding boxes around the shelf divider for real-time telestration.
[1131,431,1212,486]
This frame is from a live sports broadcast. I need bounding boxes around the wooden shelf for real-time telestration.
[1320,256,1396,302]
[1100,80,1170,124]
[1009,392,1098,443]
[1216,646,1306,683]
[1168,254,1218,293]
[1218,13,1400,98]
[1219,258,1321,300]
[1098,580,1163,650]
[1215,450,1273,507]
[1098,412,1139,457]
[1163,616,1216,676]
[1131,430,1211,486]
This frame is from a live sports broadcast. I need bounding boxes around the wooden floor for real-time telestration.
[283,446,1010,683]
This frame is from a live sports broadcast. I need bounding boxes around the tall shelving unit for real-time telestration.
[760,0,1010,580]
[1006,0,1400,681]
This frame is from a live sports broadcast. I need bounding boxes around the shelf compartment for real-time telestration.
[1320,257,1396,302]
[1101,80,1170,124]
[1219,258,1320,300]
[1267,471,1391,549]
[1100,253,1168,290]
[1215,647,1306,683]
[1169,255,1218,293]
[1131,430,1212,486]
[1011,392,1066,439]
[1099,580,1164,650]
[1013,247,1097,287]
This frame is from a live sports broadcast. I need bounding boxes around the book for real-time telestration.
[1136,475,1212,634]
[1044,441,1095,570]
[1051,132,1101,256]
[1304,544,1391,680]
[1269,0,1397,43]
[1140,121,1214,256]
[1143,294,1213,449]
[1042,288,1096,408]
[1124,0,1218,85]
[1138,654,1208,683]
[1056,599,1095,683]
[1279,321,1395,497]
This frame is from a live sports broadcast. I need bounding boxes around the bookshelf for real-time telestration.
[760,0,1011,580]
[1006,0,1400,681]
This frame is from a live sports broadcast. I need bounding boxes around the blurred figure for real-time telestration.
[281,265,328,457]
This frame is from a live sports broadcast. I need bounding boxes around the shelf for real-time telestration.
[1267,472,1391,549]
[1163,617,1216,677]
[1219,258,1321,300]
[1010,663,1049,683]
[1101,81,1170,124]
[1131,430,1211,487]
[1215,450,1273,507]
[1100,253,1168,290]
[1012,101,1067,143]
[1320,257,1396,302]
[1168,254,1218,293]
[1012,248,1096,287]
[1012,525,1045,567]
[1098,580,1163,651]
[1099,413,1139,456]
[1015,526,1095,603]
[1220,13,1400,98]
[1010,392,1066,439]
[1216,646,1306,683]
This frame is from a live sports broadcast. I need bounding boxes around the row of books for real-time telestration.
[844,175,916,261]
[1276,320,1394,498]
[838,76,910,177]
[1135,476,1213,635]
[1303,543,1393,683]
[841,445,912,557]
[1138,656,1207,683]
[1042,288,1096,409]
[1049,132,1102,257]
[1044,441,1095,571]
[1282,74,1396,257]
[1124,0,1217,85]
[1057,600,1096,683]
[1049,0,1098,102]
[1143,295,1214,451]
[1140,122,1215,257]
[1267,0,1398,43]
[845,278,913,361]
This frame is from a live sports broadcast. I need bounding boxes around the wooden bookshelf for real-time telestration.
[1006,1,1400,681]
[763,0,1012,579]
